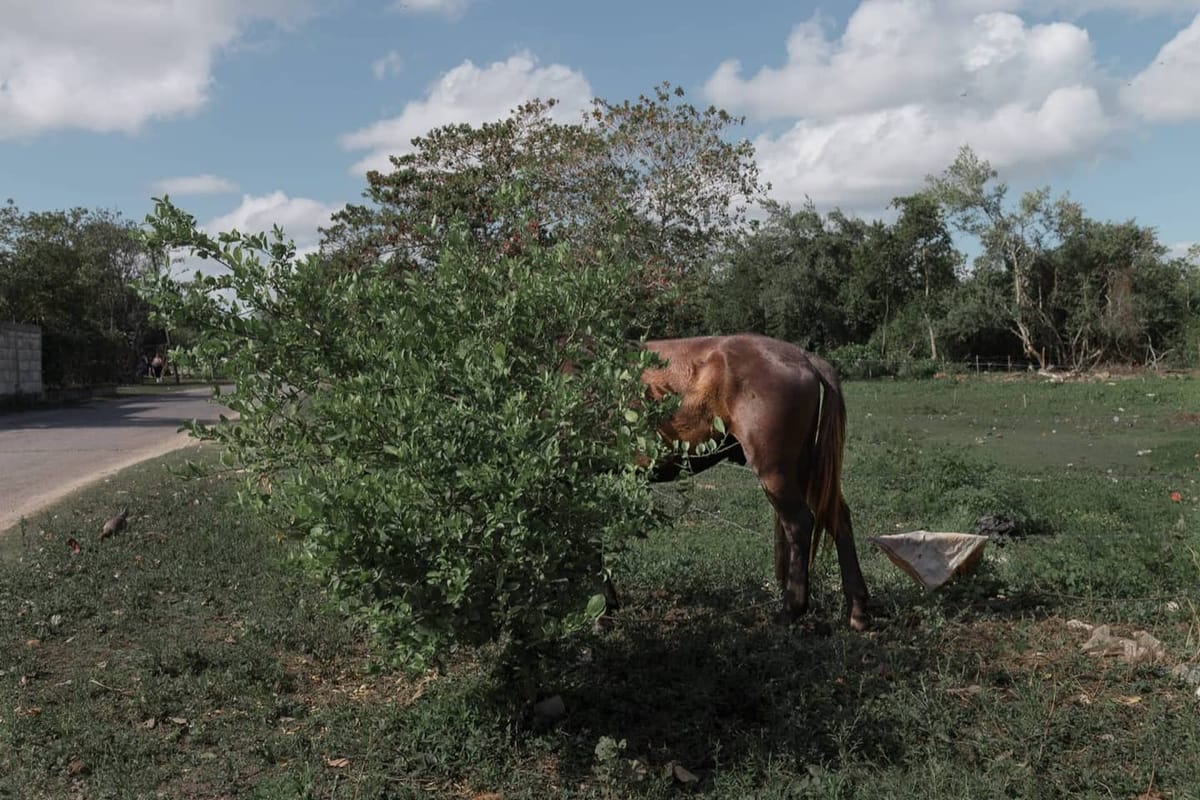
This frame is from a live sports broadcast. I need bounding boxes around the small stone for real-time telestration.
[671,763,700,784]
[1171,664,1200,687]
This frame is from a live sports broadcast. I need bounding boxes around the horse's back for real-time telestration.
[644,334,824,399]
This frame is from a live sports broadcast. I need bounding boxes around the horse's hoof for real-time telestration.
[773,603,808,625]
[849,610,871,632]
[593,615,616,633]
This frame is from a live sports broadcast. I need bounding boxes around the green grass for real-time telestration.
[2,374,1199,799]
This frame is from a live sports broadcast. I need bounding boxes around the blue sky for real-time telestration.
[2,0,1198,258]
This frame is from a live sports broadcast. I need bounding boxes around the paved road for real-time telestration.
[0,388,231,533]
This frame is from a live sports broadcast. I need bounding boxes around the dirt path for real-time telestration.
[0,388,232,534]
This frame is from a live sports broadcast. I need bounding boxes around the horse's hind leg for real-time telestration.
[761,472,815,623]
[833,498,870,631]
[778,503,816,623]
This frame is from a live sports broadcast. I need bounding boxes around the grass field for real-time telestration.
[2,373,1198,799]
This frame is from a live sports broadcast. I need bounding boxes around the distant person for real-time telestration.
[151,353,165,384]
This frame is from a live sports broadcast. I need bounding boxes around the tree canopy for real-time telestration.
[925,145,1195,369]
[0,201,160,387]
[321,83,764,337]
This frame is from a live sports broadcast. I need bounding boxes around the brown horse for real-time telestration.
[638,333,870,630]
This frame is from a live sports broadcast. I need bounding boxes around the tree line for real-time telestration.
[3,84,1197,392]
[0,201,165,387]
[319,86,1199,374]
[712,146,1199,375]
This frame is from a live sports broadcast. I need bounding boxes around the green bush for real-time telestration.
[827,343,941,381]
[896,359,940,380]
[139,193,672,669]
[826,343,891,380]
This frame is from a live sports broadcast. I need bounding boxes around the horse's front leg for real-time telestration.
[590,573,621,632]
[602,574,621,612]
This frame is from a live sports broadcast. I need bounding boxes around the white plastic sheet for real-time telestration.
[871,531,989,590]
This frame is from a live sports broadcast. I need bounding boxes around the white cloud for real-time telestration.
[0,0,314,140]
[755,87,1116,209]
[204,191,343,254]
[391,0,471,18]
[169,190,343,281]
[706,3,1097,120]
[703,0,1125,210]
[1120,14,1200,122]
[373,50,404,80]
[1166,241,1197,260]
[341,52,593,176]
[152,174,239,196]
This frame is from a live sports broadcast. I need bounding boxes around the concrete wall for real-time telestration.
[0,323,43,398]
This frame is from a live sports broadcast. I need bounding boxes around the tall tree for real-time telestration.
[709,202,859,348]
[321,83,763,336]
[1050,217,1182,366]
[709,198,959,355]
[1179,246,1200,365]
[927,147,1194,368]
[0,201,158,385]
[882,193,961,358]
[925,146,1078,368]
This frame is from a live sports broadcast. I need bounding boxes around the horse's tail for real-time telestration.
[806,356,847,567]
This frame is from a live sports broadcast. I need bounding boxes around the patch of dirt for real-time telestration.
[15,637,134,683]
[948,616,1094,676]
[1172,412,1200,427]
[979,371,1038,383]
[960,366,1195,385]
[535,753,562,783]
[153,764,273,800]
[276,649,443,711]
